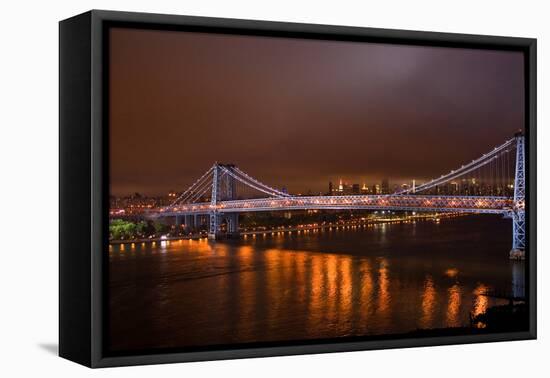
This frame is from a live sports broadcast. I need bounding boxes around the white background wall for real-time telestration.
[0,0,547,376]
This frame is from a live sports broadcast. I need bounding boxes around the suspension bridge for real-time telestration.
[148,133,526,259]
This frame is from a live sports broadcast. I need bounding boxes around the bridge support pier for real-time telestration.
[208,212,219,240]
[225,213,240,238]
[207,212,240,240]
[185,214,194,230]
[509,249,525,260]
[175,215,184,234]
[510,211,526,260]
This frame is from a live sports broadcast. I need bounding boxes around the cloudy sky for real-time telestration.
[109,27,524,196]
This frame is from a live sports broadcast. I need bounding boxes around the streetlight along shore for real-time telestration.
[109,212,466,246]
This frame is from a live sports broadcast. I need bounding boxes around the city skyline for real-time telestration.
[111,175,513,205]
[109,28,524,196]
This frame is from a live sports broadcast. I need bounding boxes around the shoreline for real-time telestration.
[109,212,467,246]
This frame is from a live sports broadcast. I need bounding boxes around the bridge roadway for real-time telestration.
[153,194,515,217]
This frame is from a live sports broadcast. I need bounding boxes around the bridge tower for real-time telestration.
[510,133,526,259]
[208,163,220,240]
[208,163,240,240]
[223,165,240,237]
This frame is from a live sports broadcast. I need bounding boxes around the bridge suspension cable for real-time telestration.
[220,166,290,198]
[164,162,289,212]
[397,138,516,195]
[166,165,215,208]
[185,170,228,204]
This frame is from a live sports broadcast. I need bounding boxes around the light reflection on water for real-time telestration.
[446,284,462,327]
[109,215,522,352]
[420,276,436,329]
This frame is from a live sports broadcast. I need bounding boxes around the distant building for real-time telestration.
[450,182,459,194]
[330,179,375,195]
[110,193,162,215]
[384,180,390,194]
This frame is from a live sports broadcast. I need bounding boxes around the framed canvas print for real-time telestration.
[59,10,537,368]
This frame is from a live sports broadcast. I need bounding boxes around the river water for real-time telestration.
[108,214,525,352]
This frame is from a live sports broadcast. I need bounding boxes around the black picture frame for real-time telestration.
[59,9,537,368]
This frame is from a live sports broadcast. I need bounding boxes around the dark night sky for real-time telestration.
[109,28,524,196]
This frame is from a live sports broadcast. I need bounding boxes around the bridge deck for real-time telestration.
[154,195,514,216]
